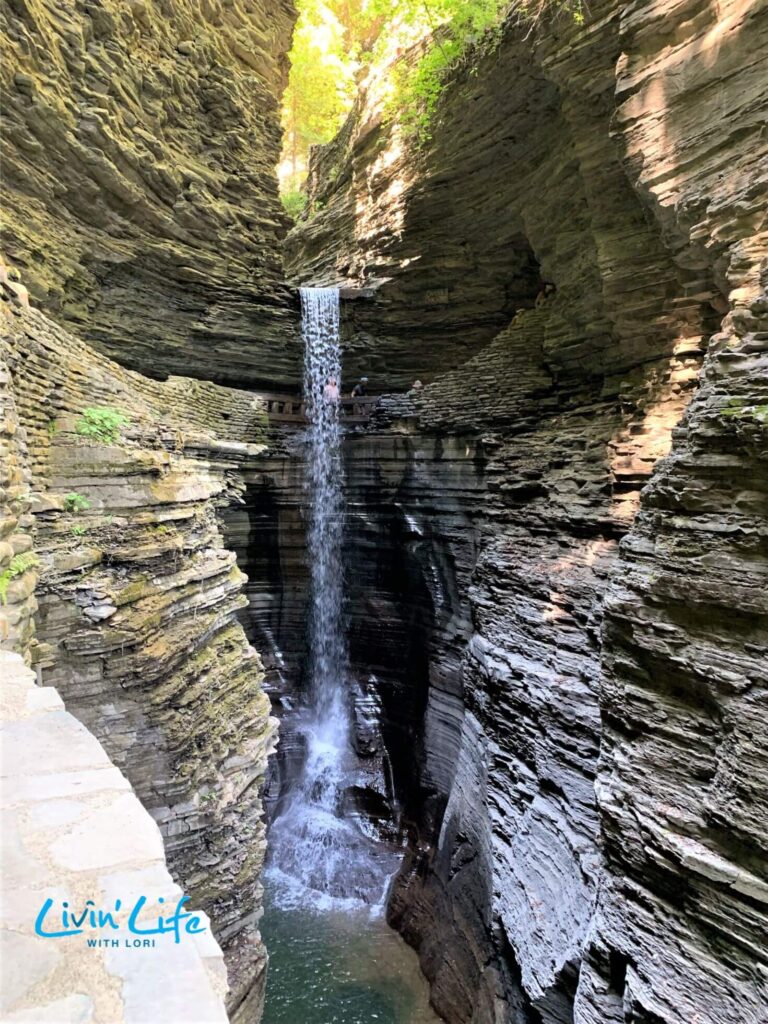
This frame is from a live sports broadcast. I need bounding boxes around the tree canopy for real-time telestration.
[278,0,583,212]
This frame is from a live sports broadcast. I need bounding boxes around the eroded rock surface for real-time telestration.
[284,1,768,1021]
[1,0,300,387]
[0,300,37,660]
[2,299,278,1020]
[576,1,768,1018]
[1,0,766,1021]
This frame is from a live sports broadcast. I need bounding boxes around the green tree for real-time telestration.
[280,0,360,194]
[280,0,584,188]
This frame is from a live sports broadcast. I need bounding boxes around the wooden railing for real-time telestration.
[261,393,380,424]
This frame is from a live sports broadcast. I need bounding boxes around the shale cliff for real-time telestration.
[284,1,768,1022]
[1,0,299,1015]
[1,0,300,387]
[1,289,278,1020]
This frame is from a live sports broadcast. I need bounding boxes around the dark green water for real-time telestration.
[260,881,441,1024]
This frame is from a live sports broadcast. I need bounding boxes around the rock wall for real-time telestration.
[353,313,697,1023]
[285,0,710,394]
[0,285,38,660]
[578,241,768,1024]
[1,0,302,1014]
[0,0,300,388]
[2,0,765,1021]
[285,1,768,1021]
[576,0,768,1019]
[227,305,695,1019]
[2,295,278,1021]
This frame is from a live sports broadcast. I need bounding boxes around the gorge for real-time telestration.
[1,1,767,1023]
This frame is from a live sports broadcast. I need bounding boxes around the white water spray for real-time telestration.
[302,287,348,726]
[266,287,395,909]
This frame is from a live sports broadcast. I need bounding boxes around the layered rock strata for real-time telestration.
[2,297,278,1020]
[284,0,768,1021]
[287,2,710,395]
[1,0,765,1022]
[0,290,37,661]
[576,0,768,1018]
[0,0,300,387]
[349,316,700,1024]
[229,297,699,1018]
[578,237,768,1024]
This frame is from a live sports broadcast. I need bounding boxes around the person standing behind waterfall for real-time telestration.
[351,376,369,399]
[350,376,369,416]
[323,376,340,403]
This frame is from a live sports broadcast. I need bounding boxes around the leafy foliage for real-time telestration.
[281,189,309,220]
[383,0,586,142]
[280,0,587,180]
[63,492,91,514]
[279,0,370,194]
[76,406,130,444]
[0,552,40,605]
[385,0,507,142]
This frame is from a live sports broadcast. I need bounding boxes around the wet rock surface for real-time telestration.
[285,1,768,1021]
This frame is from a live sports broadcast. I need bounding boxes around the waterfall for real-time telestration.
[266,287,397,910]
[301,287,348,724]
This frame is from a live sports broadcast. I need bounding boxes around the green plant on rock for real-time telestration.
[722,401,768,423]
[379,0,586,143]
[0,552,40,606]
[63,492,91,513]
[76,406,130,444]
[70,524,88,537]
[281,189,308,220]
[721,401,768,446]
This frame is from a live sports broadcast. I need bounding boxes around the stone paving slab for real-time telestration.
[0,651,229,1023]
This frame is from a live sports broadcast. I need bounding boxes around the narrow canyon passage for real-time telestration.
[240,287,439,1023]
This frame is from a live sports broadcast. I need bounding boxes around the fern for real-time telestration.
[64,492,91,513]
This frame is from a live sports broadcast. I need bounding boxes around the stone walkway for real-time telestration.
[0,651,229,1023]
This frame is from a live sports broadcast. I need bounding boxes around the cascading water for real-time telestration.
[266,287,397,909]
[260,289,441,1023]
[301,286,348,726]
